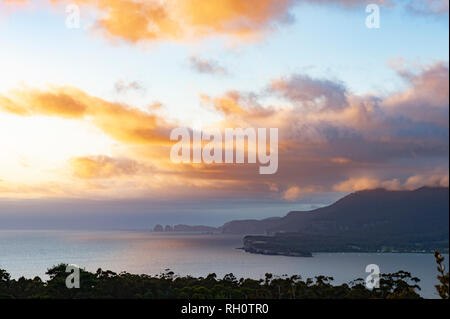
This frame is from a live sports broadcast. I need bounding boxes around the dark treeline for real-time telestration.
[0,268,422,299]
[0,253,448,299]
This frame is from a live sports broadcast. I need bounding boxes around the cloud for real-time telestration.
[201,91,248,116]
[0,61,448,200]
[384,61,449,126]
[17,0,297,43]
[331,157,352,164]
[333,177,383,192]
[205,64,448,165]
[4,0,446,45]
[304,0,448,16]
[0,180,70,199]
[73,0,180,43]
[196,60,448,198]
[405,0,449,15]
[1,0,28,7]
[0,86,174,145]
[68,156,141,179]
[114,80,145,94]
[0,89,87,117]
[201,91,277,121]
[299,0,388,10]
[283,186,302,201]
[283,185,318,201]
[404,171,449,189]
[177,0,295,38]
[269,74,348,111]
[189,56,228,76]
[333,170,449,192]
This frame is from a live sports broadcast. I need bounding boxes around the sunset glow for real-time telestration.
[0,0,448,207]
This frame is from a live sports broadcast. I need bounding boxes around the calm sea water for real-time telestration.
[0,230,447,298]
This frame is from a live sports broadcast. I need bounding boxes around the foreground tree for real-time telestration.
[434,251,449,299]
[0,264,423,299]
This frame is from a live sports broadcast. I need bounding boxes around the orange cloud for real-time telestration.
[201,91,276,122]
[333,171,449,193]
[69,156,140,179]
[404,172,449,190]
[4,0,446,45]
[178,0,294,38]
[0,86,174,145]
[80,0,180,43]
[201,92,248,116]
[283,185,318,201]
[331,157,351,164]
[5,0,295,43]
[1,0,28,8]
[333,177,382,192]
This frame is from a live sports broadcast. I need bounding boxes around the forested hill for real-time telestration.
[222,187,449,237]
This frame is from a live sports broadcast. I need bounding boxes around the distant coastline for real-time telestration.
[153,187,449,258]
[152,224,220,233]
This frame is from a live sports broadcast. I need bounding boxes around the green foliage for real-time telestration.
[0,263,425,299]
[434,251,449,299]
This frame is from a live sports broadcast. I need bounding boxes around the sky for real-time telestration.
[0,0,448,229]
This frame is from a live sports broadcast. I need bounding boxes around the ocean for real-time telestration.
[0,230,447,298]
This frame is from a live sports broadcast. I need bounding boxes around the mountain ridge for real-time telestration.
[236,187,449,255]
[221,187,449,237]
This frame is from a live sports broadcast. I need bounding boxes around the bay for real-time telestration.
[0,230,446,298]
